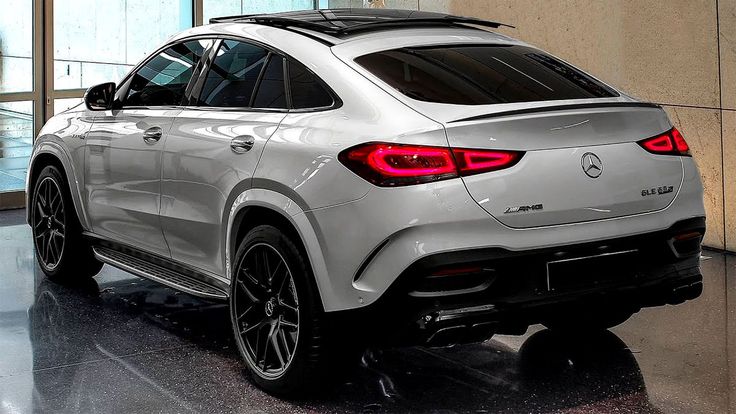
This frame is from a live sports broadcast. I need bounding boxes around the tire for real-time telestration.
[229,225,338,397]
[31,165,103,282]
[542,307,635,332]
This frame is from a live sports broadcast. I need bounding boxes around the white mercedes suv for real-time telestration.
[27,9,706,395]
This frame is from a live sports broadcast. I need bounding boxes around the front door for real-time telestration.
[84,39,213,256]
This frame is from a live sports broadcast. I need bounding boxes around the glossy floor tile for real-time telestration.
[0,210,733,413]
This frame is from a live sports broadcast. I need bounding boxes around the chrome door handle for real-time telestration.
[143,126,162,144]
[230,135,255,154]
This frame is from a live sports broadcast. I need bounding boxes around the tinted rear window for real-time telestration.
[354,45,618,105]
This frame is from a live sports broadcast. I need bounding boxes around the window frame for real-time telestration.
[113,35,217,110]
[188,35,342,113]
[250,53,289,110]
[284,57,338,112]
[112,34,342,113]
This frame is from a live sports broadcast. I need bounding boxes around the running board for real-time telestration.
[93,246,228,300]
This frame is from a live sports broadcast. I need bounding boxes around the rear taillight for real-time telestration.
[453,148,522,176]
[338,142,523,186]
[638,127,691,156]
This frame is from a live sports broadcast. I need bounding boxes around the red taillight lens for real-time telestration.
[339,143,458,186]
[671,128,690,154]
[638,127,691,156]
[339,142,524,186]
[453,149,522,176]
[365,145,456,177]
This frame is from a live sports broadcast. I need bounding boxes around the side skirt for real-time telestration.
[84,233,229,301]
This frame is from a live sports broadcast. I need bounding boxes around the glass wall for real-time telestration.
[0,0,33,93]
[0,0,34,193]
[0,101,33,191]
[54,0,194,91]
[0,0,326,197]
[203,0,321,23]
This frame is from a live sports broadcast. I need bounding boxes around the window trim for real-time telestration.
[113,35,217,110]
[188,34,342,113]
[284,58,338,113]
[113,33,343,113]
[249,53,289,110]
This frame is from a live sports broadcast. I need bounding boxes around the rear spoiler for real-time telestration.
[449,102,662,124]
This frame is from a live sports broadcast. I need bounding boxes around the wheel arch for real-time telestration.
[225,188,331,310]
[26,143,88,230]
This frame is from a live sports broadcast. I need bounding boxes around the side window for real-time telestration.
[288,59,334,109]
[197,40,268,107]
[124,40,211,107]
[252,54,287,109]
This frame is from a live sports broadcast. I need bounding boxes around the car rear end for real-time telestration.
[321,29,705,345]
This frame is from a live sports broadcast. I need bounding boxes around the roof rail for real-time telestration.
[209,9,514,35]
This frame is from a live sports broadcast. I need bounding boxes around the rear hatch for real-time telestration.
[348,41,683,228]
[447,104,682,228]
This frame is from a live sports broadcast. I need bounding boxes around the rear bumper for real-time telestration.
[306,157,704,312]
[333,217,704,346]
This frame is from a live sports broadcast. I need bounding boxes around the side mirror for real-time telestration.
[84,82,116,110]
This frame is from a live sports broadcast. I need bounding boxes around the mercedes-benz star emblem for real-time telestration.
[581,152,603,178]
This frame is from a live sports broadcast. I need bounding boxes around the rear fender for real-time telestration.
[225,188,332,307]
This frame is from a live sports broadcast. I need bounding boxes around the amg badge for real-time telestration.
[642,185,674,197]
[504,204,544,214]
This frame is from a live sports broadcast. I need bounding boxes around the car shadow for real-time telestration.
[26,272,661,413]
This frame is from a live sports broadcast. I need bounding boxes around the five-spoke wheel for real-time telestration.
[233,243,300,378]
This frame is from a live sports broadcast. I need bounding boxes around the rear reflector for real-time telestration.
[339,142,524,186]
[638,127,691,156]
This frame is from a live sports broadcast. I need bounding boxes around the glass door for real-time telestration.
[0,0,42,204]
[0,0,325,208]
[48,0,195,116]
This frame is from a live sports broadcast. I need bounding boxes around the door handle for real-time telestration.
[143,126,163,144]
[230,135,255,154]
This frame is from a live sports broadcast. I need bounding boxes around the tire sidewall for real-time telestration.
[229,225,321,395]
[32,166,72,277]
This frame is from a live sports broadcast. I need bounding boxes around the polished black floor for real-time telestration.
[0,209,733,413]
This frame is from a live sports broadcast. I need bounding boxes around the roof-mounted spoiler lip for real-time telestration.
[209,11,514,34]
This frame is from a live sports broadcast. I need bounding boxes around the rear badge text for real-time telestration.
[504,204,544,214]
[641,185,674,197]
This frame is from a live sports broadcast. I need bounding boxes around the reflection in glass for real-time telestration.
[197,40,267,107]
[0,0,33,93]
[0,101,33,192]
[203,0,319,23]
[124,40,211,107]
[53,98,84,115]
[53,0,193,90]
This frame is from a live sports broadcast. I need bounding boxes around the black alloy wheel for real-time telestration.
[233,242,300,378]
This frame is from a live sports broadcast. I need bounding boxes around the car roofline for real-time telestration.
[205,8,514,46]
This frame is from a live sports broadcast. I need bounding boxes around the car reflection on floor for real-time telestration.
[0,218,732,413]
[21,271,654,413]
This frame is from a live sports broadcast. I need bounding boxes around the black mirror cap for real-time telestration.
[84,82,116,111]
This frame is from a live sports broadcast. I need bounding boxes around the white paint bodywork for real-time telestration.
[27,23,705,312]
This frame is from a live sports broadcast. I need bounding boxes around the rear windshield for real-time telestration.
[354,45,618,105]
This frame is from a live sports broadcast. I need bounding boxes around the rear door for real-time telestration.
[84,39,211,255]
[160,39,288,276]
[353,44,684,228]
